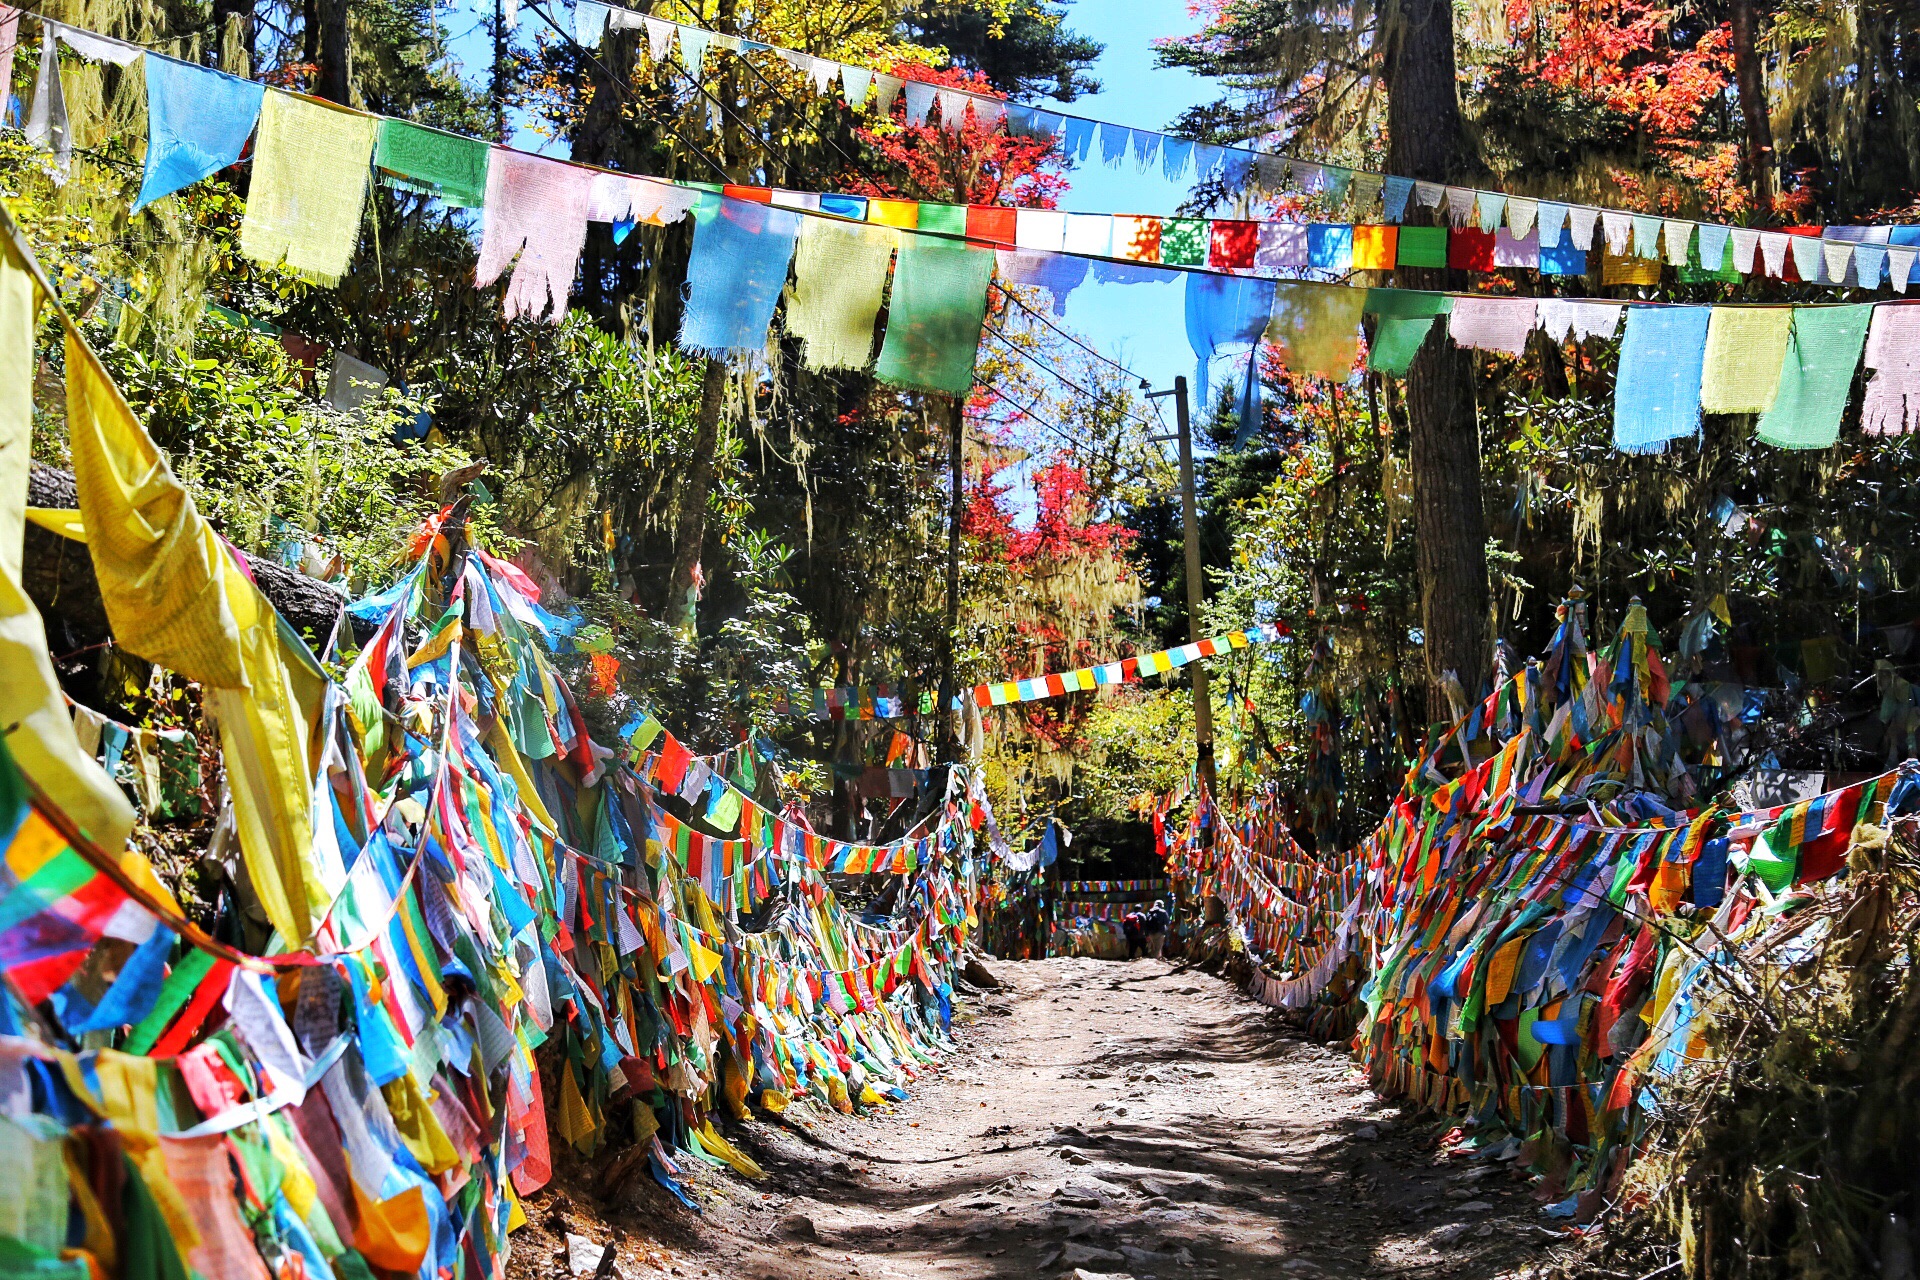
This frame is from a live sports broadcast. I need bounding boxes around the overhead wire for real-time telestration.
[979,317,1161,431]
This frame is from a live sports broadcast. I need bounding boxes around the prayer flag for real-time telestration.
[134,56,265,212]
[873,238,996,397]
[240,91,378,287]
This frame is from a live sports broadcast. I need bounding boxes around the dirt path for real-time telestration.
[517,958,1567,1280]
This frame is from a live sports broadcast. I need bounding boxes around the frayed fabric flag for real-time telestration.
[1614,306,1710,454]
[1755,305,1872,449]
[239,92,378,287]
[1699,307,1793,414]
[1185,273,1276,404]
[133,55,265,212]
[994,250,1088,317]
[873,238,997,397]
[1364,289,1450,377]
[374,119,489,209]
[1448,297,1537,354]
[1537,300,1622,343]
[475,148,597,323]
[787,219,896,371]
[1862,305,1920,436]
[679,197,801,358]
[1266,282,1365,381]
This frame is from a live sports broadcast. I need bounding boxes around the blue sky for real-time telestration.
[1038,0,1215,410]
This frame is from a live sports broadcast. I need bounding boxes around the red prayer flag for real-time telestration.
[1208,220,1259,269]
[1448,229,1496,272]
[967,206,1017,247]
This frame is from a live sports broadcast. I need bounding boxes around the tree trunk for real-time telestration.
[1385,0,1490,720]
[667,360,729,631]
[314,0,350,105]
[572,25,639,330]
[1730,0,1774,216]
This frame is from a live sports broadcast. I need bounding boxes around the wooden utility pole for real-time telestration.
[1168,377,1217,806]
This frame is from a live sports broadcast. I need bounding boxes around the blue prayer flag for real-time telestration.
[133,54,265,212]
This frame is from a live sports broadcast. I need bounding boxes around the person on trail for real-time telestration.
[1143,899,1170,958]
[1121,909,1146,959]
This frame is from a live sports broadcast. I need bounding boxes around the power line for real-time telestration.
[1001,287,1164,397]
[980,318,1160,432]
[656,0,877,186]
[522,2,731,182]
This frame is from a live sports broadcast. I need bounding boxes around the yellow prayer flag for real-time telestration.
[0,245,140,865]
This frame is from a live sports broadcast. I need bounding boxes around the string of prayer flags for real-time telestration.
[1755,305,1874,449]
[133,55,266,213]
[1613,306,1710,454]
[238,91,378,287]
[966,623,1285,709]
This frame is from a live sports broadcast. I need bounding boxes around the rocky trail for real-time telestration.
[513,958,1571,1280]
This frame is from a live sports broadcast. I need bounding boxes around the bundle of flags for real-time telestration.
[1168,592,1920,1214]
[0,213,991,1280]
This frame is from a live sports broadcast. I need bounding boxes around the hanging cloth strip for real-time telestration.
[133,55,266,213]
[373,120,490,209]
[680,196,802,359]
[1266,283,1365,381]
[786,218,897,372]
[1613,306,1710,454]
[1699,307,1793,414]
[1447,297,1538,355]
[993,250,1090,317]
[1364,289,1451,377]
[1862,304,1920,436]
[1755,305,1873,449]
[1184,272,1277,404]
[873,237,998,397]
[240,92,378,287]
[474,148,598,323]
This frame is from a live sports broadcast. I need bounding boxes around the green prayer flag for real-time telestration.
[374,120,491,209]
[123,948,215,1055]
[1396,226,1448,268]
[874,238,996,397]
[1744,829,1797,893]
[916,203,968,236]
[1365,289,1452,377]
[1755,304,1873,450]
[1161,218,1208,266]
